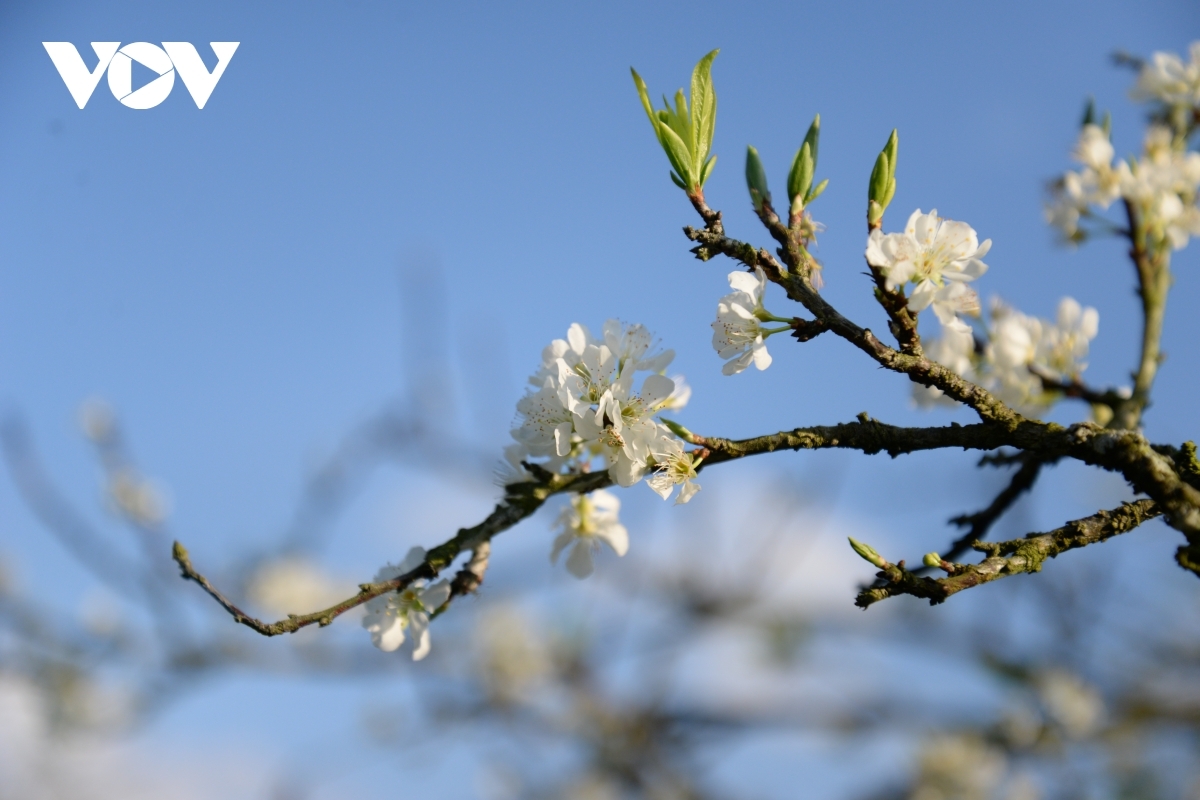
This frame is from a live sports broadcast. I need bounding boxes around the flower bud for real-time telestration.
[922,552,943,568]
[848,537,888,569]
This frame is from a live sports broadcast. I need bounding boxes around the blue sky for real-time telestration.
[1,1,1199,796]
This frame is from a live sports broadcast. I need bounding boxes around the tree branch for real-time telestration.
[1114,199,1170,430]
[683,220,1020,426]
[173,469,611,635]
[1030,367,1129,409]
[681,196,1200,569]
[855,499,1162,607]
[692,413,1010,463]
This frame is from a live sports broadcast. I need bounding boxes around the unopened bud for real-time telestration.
[922,552,943,568]
[660,417,697,443]
[745,145,771,213]
[848,537,888,569]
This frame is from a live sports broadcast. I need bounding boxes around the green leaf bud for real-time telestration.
[803,114,820,168]
[922,552,943,568]
[745,145,772,212]
[848,537,888,569]
[788,142,814,208]
[883,129,898,186]
[868,151,889,206]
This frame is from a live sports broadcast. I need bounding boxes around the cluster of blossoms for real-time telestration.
[916,297,1103,417]
[1047,122,1200,249]
[362,546,451,660]
[1047,43,1200,250]
[507,321,701,577]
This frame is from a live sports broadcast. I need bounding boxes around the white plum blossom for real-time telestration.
[602,318,674,374]
[865,209,990,332]
[573,371,678,486]
[513,383,577,459]
[660,374,692,411]
[711,266,781,375]
[550,490,629,579]
[508,319,691,509]
[362,547,451,660]
[1132,42,1200,107]
[646,437,701,504]
[1066,125,1126,210]
[986,302,1051,415]
[1036,298,1100,381]
[527,323,591,387]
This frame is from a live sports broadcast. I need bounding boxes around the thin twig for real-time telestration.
[856,500,1162,607]
[943,455,1052,562]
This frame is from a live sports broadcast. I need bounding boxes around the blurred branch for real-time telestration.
[0,417,145,599]
[942,454,1053,562]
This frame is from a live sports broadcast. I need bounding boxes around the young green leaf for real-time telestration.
[630,52,720,191]
[631,69,659,130]
[806,177,829,204]
[659,123,696,188]
[690,49,719,166]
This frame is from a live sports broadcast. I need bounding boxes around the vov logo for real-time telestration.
[43,42,239,109]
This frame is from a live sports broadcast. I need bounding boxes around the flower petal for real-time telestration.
[411,627,432,661]
[907,280,937,312]
[565,541,595,579]
[398,546,426,573]
[676,481,701,504]
[595,522,629,557]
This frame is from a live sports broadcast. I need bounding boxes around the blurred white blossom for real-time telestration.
[1047,77,1200,250]
[248,558,350,618]
[913,325,977,408]
[1120,125,1200,250]
[1036,669,1104,739]
[362,547,451,660]
[550,490,628,579]
[984,297,1099,416]
[913,296,1099,418]
[912,733,1007,800]
[1132,42,1200,106]
[106,471,170,529]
